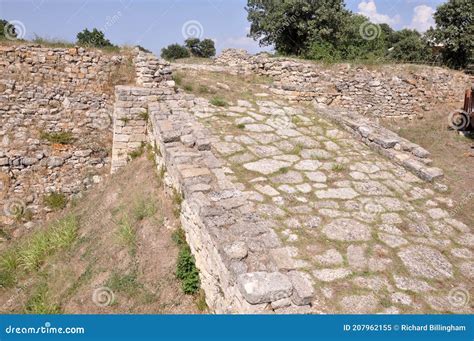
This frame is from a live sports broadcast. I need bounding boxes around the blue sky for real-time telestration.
[0,0,447,55]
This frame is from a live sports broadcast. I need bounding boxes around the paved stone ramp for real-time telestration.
[185,75,473,313]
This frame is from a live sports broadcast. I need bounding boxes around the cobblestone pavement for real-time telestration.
[186,80,473,314]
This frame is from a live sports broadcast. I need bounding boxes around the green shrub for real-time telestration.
[40,131,74,144]
[176,245,200,294]
[44,192,67,210]
[161,43,190,60]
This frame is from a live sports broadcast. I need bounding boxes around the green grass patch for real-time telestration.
[40,130,74,144]
[183,84,193,92]
[107,272,141,297]
[116,215,136,253]
[237,123,246,129]
[0,215,78,288]
[24,283,61,314]
[210,96,228,107]
[132,198,156,221]
[43,192,67,210]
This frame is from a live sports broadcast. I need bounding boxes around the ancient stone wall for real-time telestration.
[216,49,471,118]
[0,44,131,234]
[112,83,315,313]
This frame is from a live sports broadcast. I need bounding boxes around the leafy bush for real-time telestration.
[161,43,190,60]
[176,245,200,294]
[76,28,115,48]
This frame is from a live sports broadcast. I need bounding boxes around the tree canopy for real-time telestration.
[76,28,115,48]
[246,0,473,69]
[427,0,473,69]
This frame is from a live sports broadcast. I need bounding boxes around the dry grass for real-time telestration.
[173,68,272,104]
[382,105,474,226]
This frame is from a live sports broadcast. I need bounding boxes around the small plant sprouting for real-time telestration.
[237,123,246,129]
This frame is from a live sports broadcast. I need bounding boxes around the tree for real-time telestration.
[185,38,201,55]
[161,43,190,60]
[0,19,16,39]
[76,28,115,48]
[198,39,216,58]
[388,30,432,62]
[428,0,473,69]
[246,0,350,55]
[185,38,216,58]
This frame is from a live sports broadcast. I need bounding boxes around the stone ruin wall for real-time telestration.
[112,84,316,314]
[110,49,474,313]
[215,49,471,118]
[0,44,132,234]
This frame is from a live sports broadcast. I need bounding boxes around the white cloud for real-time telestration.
[408,5,435,32]
[358,0,400,25]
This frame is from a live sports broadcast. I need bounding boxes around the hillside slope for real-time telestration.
[0,157,202,314]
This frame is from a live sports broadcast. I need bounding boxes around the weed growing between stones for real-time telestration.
[172,189,183,218]
[210,96,228,107]
[128,142,146,160]
[332,163,345,172]
[43,192,67,210]
[39,130,74,145]
[139,110,149,122]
